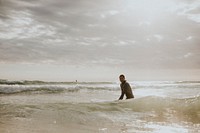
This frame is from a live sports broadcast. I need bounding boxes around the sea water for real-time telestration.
[0,80,200,133]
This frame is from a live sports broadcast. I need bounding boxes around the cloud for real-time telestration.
[0,10,56,40]
[186,36,193,41]
[184,52,194,59]
[0,0,200,70]
[109,10,119,15]
[170,0,200,23]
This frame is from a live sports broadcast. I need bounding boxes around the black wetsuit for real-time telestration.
[119,81,134,100]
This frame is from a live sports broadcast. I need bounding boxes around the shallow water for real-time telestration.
[0,81,200,133]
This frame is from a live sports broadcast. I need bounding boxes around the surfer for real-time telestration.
[118,74,134,100]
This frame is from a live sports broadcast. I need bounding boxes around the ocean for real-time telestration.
[0,80,199,133]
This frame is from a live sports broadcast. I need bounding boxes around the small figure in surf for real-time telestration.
[118,74,134,100]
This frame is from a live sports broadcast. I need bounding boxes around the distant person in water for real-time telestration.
[118,74,134,100]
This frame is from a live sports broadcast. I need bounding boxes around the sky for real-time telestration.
[0,0,200,81]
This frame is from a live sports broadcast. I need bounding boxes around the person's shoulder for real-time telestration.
[124,81,130,85]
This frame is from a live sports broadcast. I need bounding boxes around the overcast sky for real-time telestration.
[0,0,200,81]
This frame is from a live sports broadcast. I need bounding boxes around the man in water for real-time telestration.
[118,74,134,100]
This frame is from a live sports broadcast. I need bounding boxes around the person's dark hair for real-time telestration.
[119,74,125,78]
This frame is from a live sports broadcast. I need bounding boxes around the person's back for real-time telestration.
[118,74,134,100]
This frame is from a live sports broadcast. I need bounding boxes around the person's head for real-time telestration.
[119,74,126,83]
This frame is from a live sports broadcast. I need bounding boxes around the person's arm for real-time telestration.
[118,88,125,100]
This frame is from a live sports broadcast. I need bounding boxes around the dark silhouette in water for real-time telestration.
[118,74,134,100]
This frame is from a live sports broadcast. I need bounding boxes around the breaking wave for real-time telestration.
[2,96,199,124]
[52,96,200,123]
[0,85,118,95]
